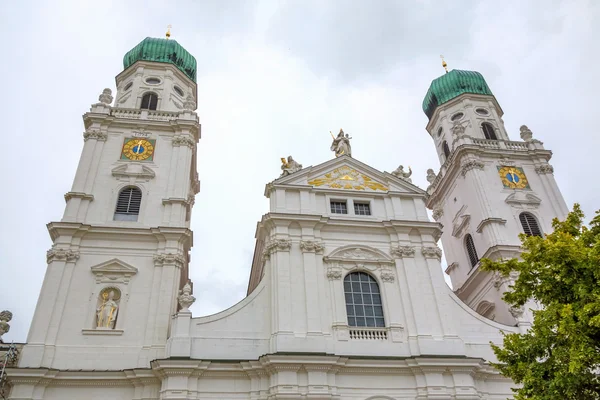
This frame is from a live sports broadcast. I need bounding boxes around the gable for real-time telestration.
[90,258,138,284]
[269,156,425,195]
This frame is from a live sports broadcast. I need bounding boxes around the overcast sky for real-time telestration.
[0,0,598,342]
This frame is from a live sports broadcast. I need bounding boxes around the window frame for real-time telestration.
[519,212,542,237]
[465,233,479,269]
[353,201,371,216]
[442,141,451,160]
[343,271,386,328]
[140,92,159,110]
[481,122,498,140]
[330,200,348,215]
[114,186,142,222]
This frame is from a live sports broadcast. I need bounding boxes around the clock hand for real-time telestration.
[135,140,143,154]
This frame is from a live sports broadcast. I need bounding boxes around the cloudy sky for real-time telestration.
[0,0,598,342]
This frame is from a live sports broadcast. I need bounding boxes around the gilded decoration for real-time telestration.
[308,166,388,191]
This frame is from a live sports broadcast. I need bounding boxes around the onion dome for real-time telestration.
[123,37,197,82]
[422,69,494,119]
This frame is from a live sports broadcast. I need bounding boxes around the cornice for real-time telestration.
[476,217,507,233]
[64,192,94,202]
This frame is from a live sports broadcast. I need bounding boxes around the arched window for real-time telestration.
[481,122,498,140]
[344,272,385,328]
[465,234,479,268]
[442,141,450,160]
[114,187,142,221]
[519,212,542,237]
[140,93,158,110]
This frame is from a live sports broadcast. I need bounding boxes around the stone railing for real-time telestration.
[472,138,501,149]
[111,109,181,122]
[349,327,388,340]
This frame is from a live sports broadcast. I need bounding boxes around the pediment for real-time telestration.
[90,258,138,284]
[323,245,394,265]
[112,162,155,181]
[451,205,471,238]
[505,191,542,208]
[268,156,425,195]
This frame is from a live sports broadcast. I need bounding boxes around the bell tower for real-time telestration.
[19,35,201,370]
[423,66,569,325]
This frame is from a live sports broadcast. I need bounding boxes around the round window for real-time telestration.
[475,108,489,116]
[437,127,443,138]
[124,82,133,91]
[173,85,184,97]
[451,112,464,122]
[145,77,161,85]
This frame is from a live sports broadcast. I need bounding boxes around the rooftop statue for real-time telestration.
[392,165,412,183]
[280,156,303,177]
[330,129,352,158]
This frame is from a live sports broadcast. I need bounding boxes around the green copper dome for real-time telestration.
[123,37,197,82]
[422,69,493,119]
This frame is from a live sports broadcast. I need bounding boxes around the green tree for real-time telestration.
[481,204,600,399]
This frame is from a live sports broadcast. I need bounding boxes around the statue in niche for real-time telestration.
[426,168,437,185]
[280,156,303,177]
[392,165,412,183]
[330,129,352,157]
[96,289,120,329]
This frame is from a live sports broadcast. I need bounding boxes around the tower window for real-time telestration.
[442,141,451,160]
[451,112,464,121]
[465,234,479,268]
[481,122,498,140]
[344,272,385,328]
[114,187,142,221]
[354,202,371,216]
[173,85,185,97]
[519,212,542,237]
[145,77,161,85]
[330,201,348,214]
[123,82,133,91]
[437,127,443,138]
[475,108,489,116]
[140,93,158,110]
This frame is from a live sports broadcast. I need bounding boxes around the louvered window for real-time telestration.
[519,212,542,237]
[140,93,158,110]
[114,187,142,221]
[481,122,498,140]
[465,234,479,268]
[442,141,450,160]
[344,272,385,328]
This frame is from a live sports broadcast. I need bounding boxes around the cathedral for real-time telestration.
[3,34,568,399]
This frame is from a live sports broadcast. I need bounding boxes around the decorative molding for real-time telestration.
[46,248,80,263]
[90,258,138,284]
[451,214,471,238]
[83,130,108,142]
[308,166,389,191]
[390,245,416,258]
[445,262,459,274]
[380,268,395,283]
[476,217,507,233]
[497,158,516,167]
[111,163,155,181]
[326,267,342,280]
[162,197,194,207]
[460,160,485,177]
[432,206,443,221]
[535,163,554,174]
[324,245,394,265]
[64,191,94,202]
[505,191,542,208]
[421,246,442,260]
[172,136,195,148]
[263,239,292,259]
[82,328,124,336]
[299,240,325,254]
[153,253,186,267]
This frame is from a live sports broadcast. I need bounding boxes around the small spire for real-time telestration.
[166,24,172,40]
[440,55,448,73]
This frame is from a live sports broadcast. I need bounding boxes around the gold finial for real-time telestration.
[440,55,448,73]
[166,24,172,40]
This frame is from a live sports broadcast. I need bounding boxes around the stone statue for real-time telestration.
[392,165,412,183]
[520,125,533,142]
[0,310,12,343]
[330,129,352,158]
[98,88,113,105]
[451,120,466,137]
[426,168,437,185]
[178,281,196,312]
[183,93,196,111]
[96,290,119,329]
[280,156,303,177]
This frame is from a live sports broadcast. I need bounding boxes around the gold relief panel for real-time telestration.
[308,166,388,191]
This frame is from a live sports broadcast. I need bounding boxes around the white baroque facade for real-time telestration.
[7,38,569,400]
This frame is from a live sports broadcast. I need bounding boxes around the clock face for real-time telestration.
[498,166,530,189]
[121,138,155,161]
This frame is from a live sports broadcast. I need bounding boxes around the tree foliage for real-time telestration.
[481,204,600,399]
